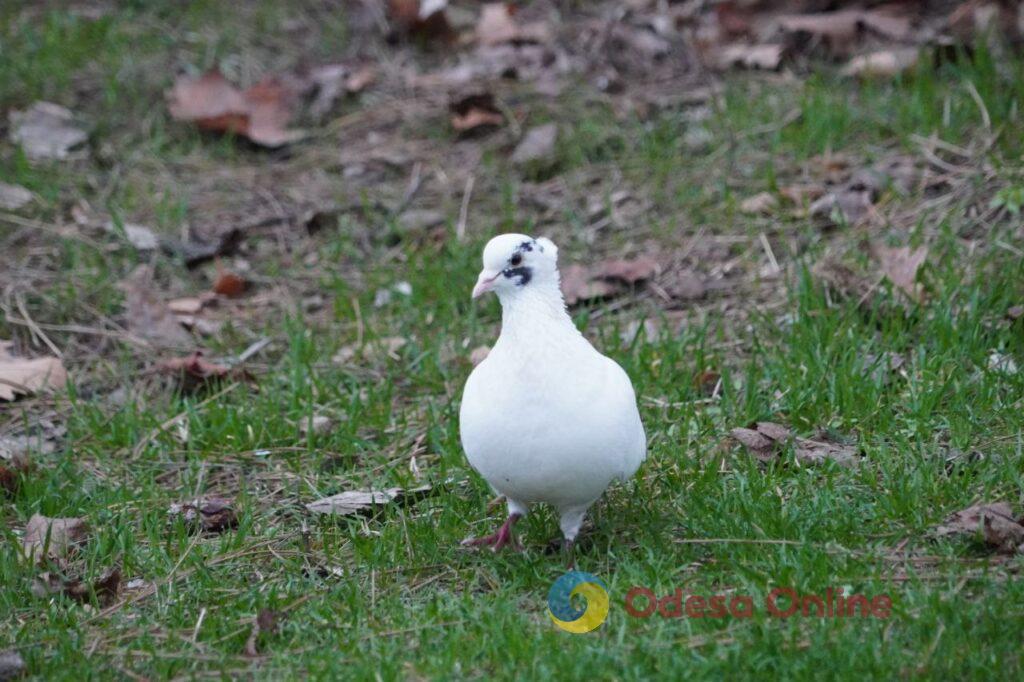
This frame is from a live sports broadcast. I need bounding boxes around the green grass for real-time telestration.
[2,4,1024,680]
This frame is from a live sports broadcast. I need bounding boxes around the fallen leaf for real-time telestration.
[842,48,919,78]
[155,352,247,392]
[1007,305,1024,320]
[595,256,660,284]
[168,497,238,533]
[559,264,618,306]
[0,182,36,210]
[212,270,247,297]
[0,650,25,680]
[714,43,783,70]
[167,292,218,315]
[105,220,159,250]
[794,436,858,467]
[934,502,1024,553]
[469,345,491,366]
[0,349,67,402]
[511,123,558,166]
[740,191,777,215]
[332,337,408,364]
[778,10,911,56]
[8,101,88,160]
[306,485,433,516]
[300,415,333,436]
[167,72,303,148]
[307,64,376,119]
[32,566,120,605]
[476,3,550,46]
[450,93,504,133]
[809,188,874,224]
[244,608,279,658]
[874,245,927,301]
[388,0,455,43]
[987,351,1018,375]
[694,370,721,396]
[779,183,826,205]
[732,422,856,466]
[22,514,88,562]
[121,265,194,347]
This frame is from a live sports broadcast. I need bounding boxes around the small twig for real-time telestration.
[456,175,475,241]
[15,294,63,358]
[965,80,991,130]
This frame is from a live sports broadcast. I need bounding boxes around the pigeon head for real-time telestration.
[472,233,559,300]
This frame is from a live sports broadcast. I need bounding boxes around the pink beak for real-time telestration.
[472,271,499,299]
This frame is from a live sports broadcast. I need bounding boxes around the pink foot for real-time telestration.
[461,513,522,552]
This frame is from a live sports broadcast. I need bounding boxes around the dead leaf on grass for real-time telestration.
[121,265,194,348]
[299,415,333,436]
[32,566,121,605]
[511,123,557,166]
[450,93,504,133]
[306,485,433,516]
[559,256,661,306]
[22,514,88,562]
[155,352,249,392]
[0,650,25,680]
[732,422,857,466]
[476,2,550,46]
[244,608,280,658]
[168,497,238,533]
[934,502,1024,553]
[212,269,247,298]
[104,219,159,251]
[778,10,912,56]
[388,0,456,43]
[874,245,927,301]
[332,337,408,364]
[740,191,777,215]
[0,346,67,402]
[168,71,304,148]
[714,43,783,70]
[842,48,920,78]
[167,292,218,316]
[0,182,36,210]
[8,101,88,160]
[809,188,874,225]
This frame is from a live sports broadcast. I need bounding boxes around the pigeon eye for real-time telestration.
[510,253,523,267]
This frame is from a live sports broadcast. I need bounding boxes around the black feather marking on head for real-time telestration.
[518,240,534,252]
[502,266,532,287]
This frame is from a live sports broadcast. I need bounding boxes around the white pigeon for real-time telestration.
[460,233,646,558]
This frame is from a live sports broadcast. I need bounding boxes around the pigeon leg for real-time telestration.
[461,513,522,551]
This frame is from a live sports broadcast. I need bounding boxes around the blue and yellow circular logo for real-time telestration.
[547,571,609,633]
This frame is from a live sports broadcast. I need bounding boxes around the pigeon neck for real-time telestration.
[496,280,579,341]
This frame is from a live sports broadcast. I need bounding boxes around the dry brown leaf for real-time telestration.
[212,270,247,297]
[32,566,120,605]
[450,93,505,133]
[244,608,280,658]
[167,292,218,315]
[0,351,67,402]
[559,264,618,306]
[714,43,783,70]
[0,182,36,210]
[22,514,88,562]
[0,650,25,680]
[121,265,194,348]
[874,245,928,301]
[511,123,557,165]
[155,352,247,392]
[104,220,159,251]
[388,0,455,43]
[732,423,857,466]
[842,48,919,78]
[1006,304,1024,320]
[778,10,911,56]
[299,415,333,436]
[167,71,303,148]
[306,485,433,516]
[694,370,721,396]
[740,191,777,215]
[469,345,491,366]
[934,502,1024,553]
[476,3,550,46]
[596,256,660,284]
[809,188,874,225]
[8,101,88,160]
[169,497,238,533]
